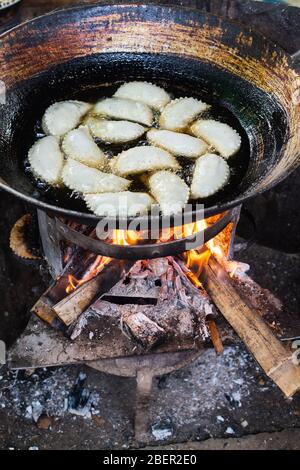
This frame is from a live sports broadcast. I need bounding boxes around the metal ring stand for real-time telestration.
[55,209,236,260]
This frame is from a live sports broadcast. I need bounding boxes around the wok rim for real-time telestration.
[0,178,256,225]
[0,1,294,48]
[0,2,295,225]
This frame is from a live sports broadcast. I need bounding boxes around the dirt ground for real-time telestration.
[151,428,300,450]
[1,342,300,449]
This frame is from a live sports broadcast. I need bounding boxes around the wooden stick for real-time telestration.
[31,251,100,329]
[53,260,134,326]
[203,256,300,398]
[32,248,100,312]
[207,319,224,355]
[31,291,66,332]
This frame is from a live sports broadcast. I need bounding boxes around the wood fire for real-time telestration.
[10,210,300,398]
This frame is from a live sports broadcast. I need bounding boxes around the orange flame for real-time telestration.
[207,237,223,259]
[186,248,211,280]
[65,230,141,294]
[65,217,227,295]
[65,255,111,294]
[183,219,217,287]
[66,274,83,294]
[173,218,208,239]
[111,229,141,246]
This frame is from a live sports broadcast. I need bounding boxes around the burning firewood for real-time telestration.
[101,256,215,346]
[32,238,121,329]
[73,256,213,349]
[32,289,67,332]
[31,247,106,328]
[170,257,216,339]
[203,256,300,398]
[53,259,134,326]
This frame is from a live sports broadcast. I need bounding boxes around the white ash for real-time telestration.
[151,427,173,441]
[151,346,255,429]
[231,391,242,408]
[225,427,235,435]
[151,417,174,441]
[0,368,100,422]
[25,400,44,422]
[69,314,89,340]
[233,378,244,385]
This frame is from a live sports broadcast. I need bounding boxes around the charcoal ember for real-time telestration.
[127,260,143,276]
[121,307,166,349]
[68,372,90,410]
[146,303,196,338]
[67,372,99,417]
[108,265,159,298]
[59,252,215,345]
[128,260,150,279]
[81,255,212,344]
[148,258,169,277]
[175,308,197,337]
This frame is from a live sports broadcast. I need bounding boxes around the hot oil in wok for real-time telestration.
[24,82,250,213]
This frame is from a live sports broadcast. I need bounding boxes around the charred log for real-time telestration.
[53,259,134,326]
[121,308,166,350]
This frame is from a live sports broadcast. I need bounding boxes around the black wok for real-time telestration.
[0,3,299,227]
